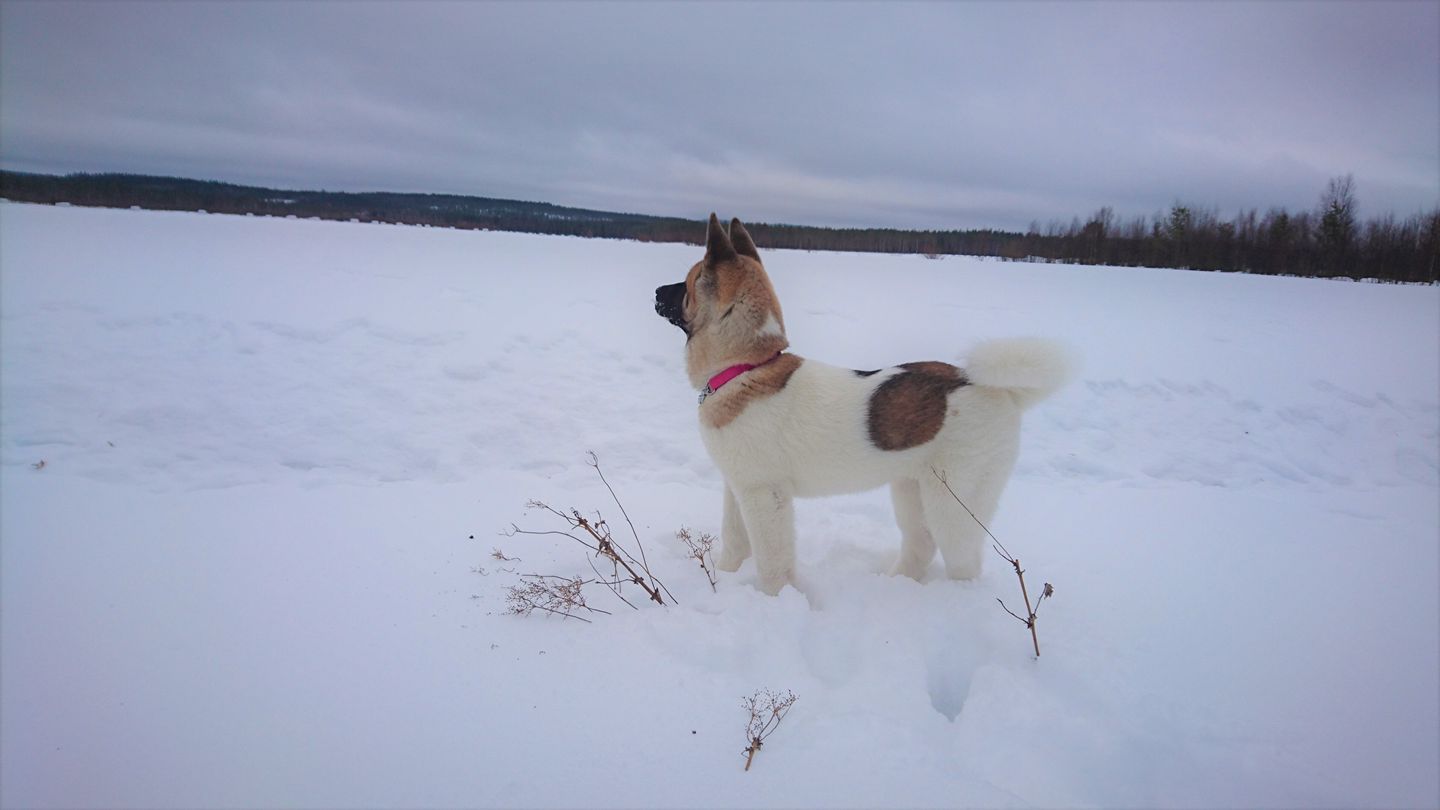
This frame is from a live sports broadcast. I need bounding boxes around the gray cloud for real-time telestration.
[2,0,1435,231]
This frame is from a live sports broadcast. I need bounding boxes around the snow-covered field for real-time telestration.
[1,201,1436,808]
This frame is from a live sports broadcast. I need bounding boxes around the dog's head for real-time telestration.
[655,214,788,389]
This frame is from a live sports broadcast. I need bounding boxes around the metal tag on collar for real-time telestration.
[698,384,714,405]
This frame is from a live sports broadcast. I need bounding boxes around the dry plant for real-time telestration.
[741,689,798,771]
[505,452,675,611]
[993,544,1053,658]
[504,574,611,623]
[677,527,718,592]
[932,468,1054,657]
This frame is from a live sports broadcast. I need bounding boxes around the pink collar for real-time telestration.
[699,353,782,404]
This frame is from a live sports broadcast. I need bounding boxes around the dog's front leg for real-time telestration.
[733,485,796,596]
[715,485,752,573]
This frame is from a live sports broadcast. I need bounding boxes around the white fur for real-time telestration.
[757,311,784,338]
[966,338,1076,409]
[703,339,1071,595]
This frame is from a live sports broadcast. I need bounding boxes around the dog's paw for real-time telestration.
[755,570,794,596]
[889,558,928,581]
[715,548,748,573]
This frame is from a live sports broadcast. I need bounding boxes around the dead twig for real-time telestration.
[588,452,677,605]
[992,545,1054,659]
[509,507,671,607]
[503,574,612,622]
[741,689,797,771]
[677,527,718,592]
[503,453,674,613]
[932,468,1054,658]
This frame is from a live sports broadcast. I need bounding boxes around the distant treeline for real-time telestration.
[2,170,1435,282]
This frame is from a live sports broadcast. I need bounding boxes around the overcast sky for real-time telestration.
[1,1,1436,231]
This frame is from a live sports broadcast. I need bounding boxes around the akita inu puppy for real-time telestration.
[655,214,1071,595]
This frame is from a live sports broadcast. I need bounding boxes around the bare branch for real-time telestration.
[503,454,674,615]
[742,689,797,771]
[933,466,1054,658]
[504,574,606,622]
[588,453,680,606]
[678,528,719,592]
[932,467,1007,557]
[509,525,598,552]
[997,598,1032,627]
[588,451,645,564]
[586,551,638,611]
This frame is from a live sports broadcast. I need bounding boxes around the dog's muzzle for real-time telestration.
[655,283,688,333]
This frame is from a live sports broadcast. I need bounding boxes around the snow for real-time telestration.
[2,201,1437,808]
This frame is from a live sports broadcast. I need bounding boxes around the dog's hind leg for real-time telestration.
[920,472,1006,580]
[715,485,752,572]
[733,485,796,595]
[889,478,935,580]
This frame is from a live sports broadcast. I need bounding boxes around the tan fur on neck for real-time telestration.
[701,352,803,429]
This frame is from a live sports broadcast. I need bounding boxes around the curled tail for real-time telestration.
[965,338,1075,409]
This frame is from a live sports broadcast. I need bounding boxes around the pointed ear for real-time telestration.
[730,218,760,261]
[705,212,737,264]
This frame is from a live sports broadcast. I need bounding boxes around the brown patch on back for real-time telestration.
[867,362,970,451]
[703,353,804,429]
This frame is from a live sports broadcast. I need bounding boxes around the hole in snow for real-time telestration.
[925,645,977,721]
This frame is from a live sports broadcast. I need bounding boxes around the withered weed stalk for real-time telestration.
[503,574,610,623]
[504,452,675,613]
[676,527,718,592]
[931,468,1054,657]
[741,689,798,772]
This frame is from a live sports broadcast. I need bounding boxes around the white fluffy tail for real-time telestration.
[965,338,1075,409]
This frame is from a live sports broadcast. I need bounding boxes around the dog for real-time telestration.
[655,214,1071,595]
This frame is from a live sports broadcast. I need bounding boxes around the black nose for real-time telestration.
[655,282,687,332]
